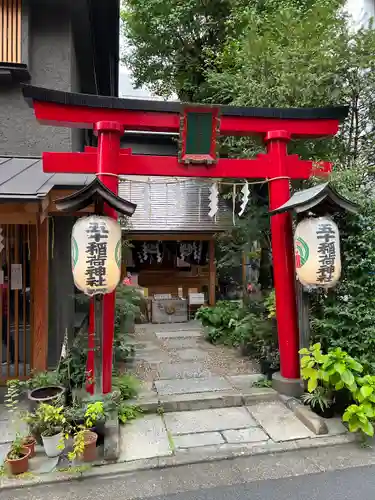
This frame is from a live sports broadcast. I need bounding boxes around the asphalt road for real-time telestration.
[151,466,375,500]
[2,443,375,500]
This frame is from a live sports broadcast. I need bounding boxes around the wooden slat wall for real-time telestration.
[0,224,32,383]
[0,0,22,64]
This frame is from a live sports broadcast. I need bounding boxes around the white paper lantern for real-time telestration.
[71,215,122,296]
[294,216,341,288]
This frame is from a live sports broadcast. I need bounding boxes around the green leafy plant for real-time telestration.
[5,380,22,421]
[264,290,276,319]
[301,386,333,413]
[342,404,375,437]
[299,344,363,393]
[354,375,375,405]
[84,402,105,428]
[27,403,67,438]
[26,371,61,390]
[112,373,140,401]
[8,435,28,460]
[57,333,90,390]
[115,285,145,334]
[67,430,86,462]
[114,340,135,363]
[118,404,142,424]
[253,378,272,388]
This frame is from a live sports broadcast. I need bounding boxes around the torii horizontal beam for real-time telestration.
[43,150,332,179]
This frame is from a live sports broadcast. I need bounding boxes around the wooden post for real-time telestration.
[208,238,216,306]
[31,218,49,371]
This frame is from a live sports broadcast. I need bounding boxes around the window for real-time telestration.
[0,0,22,64]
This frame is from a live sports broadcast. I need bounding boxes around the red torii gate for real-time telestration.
[23,85,348,396]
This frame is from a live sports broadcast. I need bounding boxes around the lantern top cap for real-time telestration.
[55,177,137,215]
[270,182,358,215]
[22,85,349,122]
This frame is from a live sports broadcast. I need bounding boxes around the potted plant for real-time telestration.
[26,371,65,412]
[84,401,106,447]
[6,435,31,475]
[21,435,37,458]
[301,386,335,418]
[28,403,67,457]
[69,428,98,463]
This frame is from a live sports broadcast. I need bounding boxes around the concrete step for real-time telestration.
[131,386,278,413]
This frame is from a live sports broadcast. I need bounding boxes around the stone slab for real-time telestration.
[104,417,120,461]
[241,387,278,405]
[155,331,202,339]
[247,401,315,442]
[159,391,243,412]
[164,407,257,435]
[0,443,9,465]
[176,349,209,361]
[29,452,59,474]
[154,377,232,396]
[157,362,211,380]
[135,351,170,363]
[223,427,269,444]
[324,417,348,436]
[118,415,172,462]
[0,418,27,444]
[294,405,328,435]
[162,339,201,349]
[174,432,224,449]
[227,374,264,390]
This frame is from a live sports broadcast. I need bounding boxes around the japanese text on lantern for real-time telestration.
[316,222,336,284]
[85,220,109,291]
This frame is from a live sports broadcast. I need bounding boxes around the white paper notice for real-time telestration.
[11,264,22,290]
[0,270,4,286]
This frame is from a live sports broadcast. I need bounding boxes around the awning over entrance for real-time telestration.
[0,156,93,201]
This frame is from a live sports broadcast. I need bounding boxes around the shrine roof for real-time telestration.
[270,182,358,215]
[0,157,94,201]
[22,86,349,121]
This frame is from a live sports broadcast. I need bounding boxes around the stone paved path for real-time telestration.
[129,321,259,385]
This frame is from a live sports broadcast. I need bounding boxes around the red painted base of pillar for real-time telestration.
[86,298,95,395]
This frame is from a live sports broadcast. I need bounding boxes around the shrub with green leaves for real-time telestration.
[311,202,375,371]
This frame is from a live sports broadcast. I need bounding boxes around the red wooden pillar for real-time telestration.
[86,298,95,395]
[266,130,300,380]
[95,121,123,394]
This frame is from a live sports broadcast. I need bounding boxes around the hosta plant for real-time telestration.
[342,404,375,437]
[300,344,363,393]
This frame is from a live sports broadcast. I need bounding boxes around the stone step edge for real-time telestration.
[129,388,278,413]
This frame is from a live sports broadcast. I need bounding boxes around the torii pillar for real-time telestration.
[22,85,348,396]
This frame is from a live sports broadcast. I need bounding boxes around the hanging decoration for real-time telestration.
[137,241,163,264]
[294,216,341,288]
[178,241,203,264]
[208,182,219,218]
[238,181,250,216]
[71,215,122,296]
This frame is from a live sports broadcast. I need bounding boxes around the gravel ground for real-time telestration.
[127,322,259,385]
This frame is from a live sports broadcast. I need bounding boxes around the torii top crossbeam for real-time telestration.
[23,85,348,179]
[22,84,348,397]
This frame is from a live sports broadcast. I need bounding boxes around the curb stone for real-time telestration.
[279,395,329,435]
[0,427,359,492]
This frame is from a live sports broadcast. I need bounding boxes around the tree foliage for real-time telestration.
[122,0,375,301]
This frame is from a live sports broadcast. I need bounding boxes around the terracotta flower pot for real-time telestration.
[82,431,98,462]
[22,436,36,458]
[6,447,31,475]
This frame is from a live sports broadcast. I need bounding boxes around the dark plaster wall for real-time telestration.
[0,1,81,156]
